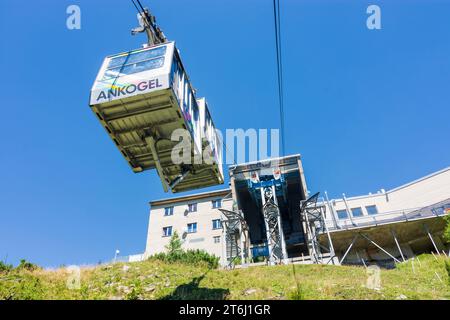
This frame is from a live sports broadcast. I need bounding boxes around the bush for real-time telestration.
[152,249,220,269]
[0,261,13,273]
[16,259,39,272]
[166,231,183,255]
[150,232,220,268]
[0,273,44,300]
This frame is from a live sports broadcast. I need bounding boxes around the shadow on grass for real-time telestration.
[159,274,229,300]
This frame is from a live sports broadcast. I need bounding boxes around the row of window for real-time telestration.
[162,219,222,237]
[103,45,167,81]
[336,205,378,220]
[163,199,221,216]
[108,46,167,69]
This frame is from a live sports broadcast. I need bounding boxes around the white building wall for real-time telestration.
[144,192,233,259]
[383,168,450,211]
[326,167,450,226]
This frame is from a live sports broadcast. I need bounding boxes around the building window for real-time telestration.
[213,236,221,244]
[188,203,197,213]
[164,206,174,216]
[212,219,222,230]
[162,226,173,237]
[212,199,222,209]
[366,205,378,215]
[337,209,348,220]
[351,207,363,217]
[187,222,197,233]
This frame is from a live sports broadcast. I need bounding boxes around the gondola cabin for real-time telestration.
[89,41,224,193]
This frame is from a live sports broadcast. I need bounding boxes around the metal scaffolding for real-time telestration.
[260,185,288,264]
[219,208,249,268]
[300,192,338,264]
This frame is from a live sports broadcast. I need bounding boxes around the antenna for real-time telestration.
[131,0,167,47]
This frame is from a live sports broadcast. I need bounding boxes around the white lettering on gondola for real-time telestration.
[96,79,163,101]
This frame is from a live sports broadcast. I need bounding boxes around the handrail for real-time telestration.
[323,201,449,231]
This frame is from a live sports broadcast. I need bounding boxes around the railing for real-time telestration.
[324,199,450,232]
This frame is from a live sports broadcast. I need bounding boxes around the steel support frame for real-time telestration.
[340,235,359,264]
[260,185,288,265]
[340,233,402,264]
[360,233,401,264]
[145,136,169,192]
[391,229,406,262]
[424,224,440,254]
[220,209,248,268]
[300,192,338,265]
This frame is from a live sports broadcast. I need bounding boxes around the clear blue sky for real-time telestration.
[0,0,449,267]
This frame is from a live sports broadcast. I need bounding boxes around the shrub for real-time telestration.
[16,259,39,272]
[0,273,44,300]
[151,249,219,269]
[0,261,13,273]
[165,231,183,255]
[150,232,219,268]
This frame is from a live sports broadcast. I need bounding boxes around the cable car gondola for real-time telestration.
[89,5,223,193]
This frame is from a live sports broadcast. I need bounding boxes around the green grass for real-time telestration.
[0,254,448,300]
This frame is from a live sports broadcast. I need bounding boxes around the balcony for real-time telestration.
[324,198,450,232]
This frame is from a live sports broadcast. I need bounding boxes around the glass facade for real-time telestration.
[102,45,167,80]
[108,46,166,69]
[102,57,164,80]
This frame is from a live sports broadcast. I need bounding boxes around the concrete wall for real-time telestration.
[144,194,233,261]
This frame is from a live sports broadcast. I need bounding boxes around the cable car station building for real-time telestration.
[144,156,450,267]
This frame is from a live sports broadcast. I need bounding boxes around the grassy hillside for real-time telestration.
[0,254,448,300]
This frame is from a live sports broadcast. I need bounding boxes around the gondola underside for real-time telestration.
[90,88,223,193]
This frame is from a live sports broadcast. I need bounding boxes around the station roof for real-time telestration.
[149,188,231,207]
[228,154,301,173]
